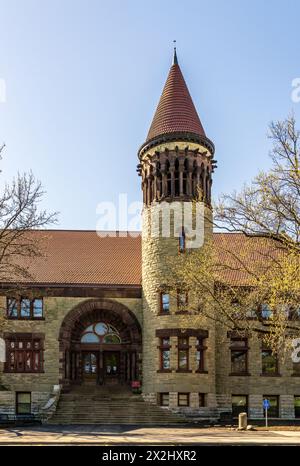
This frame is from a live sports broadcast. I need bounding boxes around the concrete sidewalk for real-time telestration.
[1,425,300,445]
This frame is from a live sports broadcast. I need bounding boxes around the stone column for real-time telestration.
[131,352,136,380]
[179,159,184,196]
[99,350,104,385]
[161,165,167,197]
[153,173,157,201]
[189,337,197,372]
[170,336,177,372]
[187,170,192,196]
[170,167,175,197]
[147,177,151,205]
[201,169,206,201]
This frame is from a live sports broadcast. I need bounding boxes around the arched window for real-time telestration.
[80,322,121,344]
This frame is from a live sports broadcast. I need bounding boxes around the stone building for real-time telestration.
[0,50,299,423]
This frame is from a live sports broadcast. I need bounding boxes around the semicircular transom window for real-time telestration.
[80,322,121,344]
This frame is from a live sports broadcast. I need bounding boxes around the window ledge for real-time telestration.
[291,373,300,377]
[176,369,192,373]
[4,371,45,374]
[260,373,281,377]
[6,317,45,321]
[229,372,251,376]
[195,370,208,374]
[157,369,172,373]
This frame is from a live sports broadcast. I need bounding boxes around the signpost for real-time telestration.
[263,398,270,428]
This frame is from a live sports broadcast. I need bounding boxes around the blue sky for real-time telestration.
[0,0,300,229]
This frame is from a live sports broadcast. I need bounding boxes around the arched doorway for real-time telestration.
[58,299,142,389]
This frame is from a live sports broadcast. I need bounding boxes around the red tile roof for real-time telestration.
[1,230,277,288]
[9,231,142,287]
[146,62,206,142]
[213,232,281,286]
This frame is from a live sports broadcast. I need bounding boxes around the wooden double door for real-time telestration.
[82,351,120,384]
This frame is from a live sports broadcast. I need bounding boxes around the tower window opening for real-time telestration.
[174,158,180,196]
[199,172,204,200]
[157,174,162,199]
[183,172,187,195]
[166,160,171,196]
[156,162,162,199]
[192,161,197,197]
[206,170,211,203]
[183,158,188,194]
[166,174,171,196]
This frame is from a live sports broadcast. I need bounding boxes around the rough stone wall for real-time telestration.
[0,391,50,417]
[0,296,142,414]
[215,324,300,418]
[141,201,216,408]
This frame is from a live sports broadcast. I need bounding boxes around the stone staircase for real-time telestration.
[48,384,186,425]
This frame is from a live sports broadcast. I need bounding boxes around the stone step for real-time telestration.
[51,415,182,418]
[51,410,182,416]
[48,384,185,425]
[53,411,178,416]
[48,385,185,425]
[49,420,184,425]
[50,419,182,422]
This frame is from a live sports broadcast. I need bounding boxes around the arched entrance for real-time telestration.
[58,299,142,389]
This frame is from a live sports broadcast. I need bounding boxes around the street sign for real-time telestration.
[263,398,270,428]
[263,399,270,410]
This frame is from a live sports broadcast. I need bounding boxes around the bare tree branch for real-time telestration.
[169,116,300,356]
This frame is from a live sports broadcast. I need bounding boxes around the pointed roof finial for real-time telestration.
[173,40,178,65]
[145,48,207,143]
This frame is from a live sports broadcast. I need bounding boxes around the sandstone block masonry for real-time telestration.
[0,296,142,417]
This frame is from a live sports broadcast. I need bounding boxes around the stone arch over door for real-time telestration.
[58,299,142,389]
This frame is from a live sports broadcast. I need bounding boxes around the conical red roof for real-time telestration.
[146,60,206,142]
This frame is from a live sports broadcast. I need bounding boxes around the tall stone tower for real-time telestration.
[138,50,217,410]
